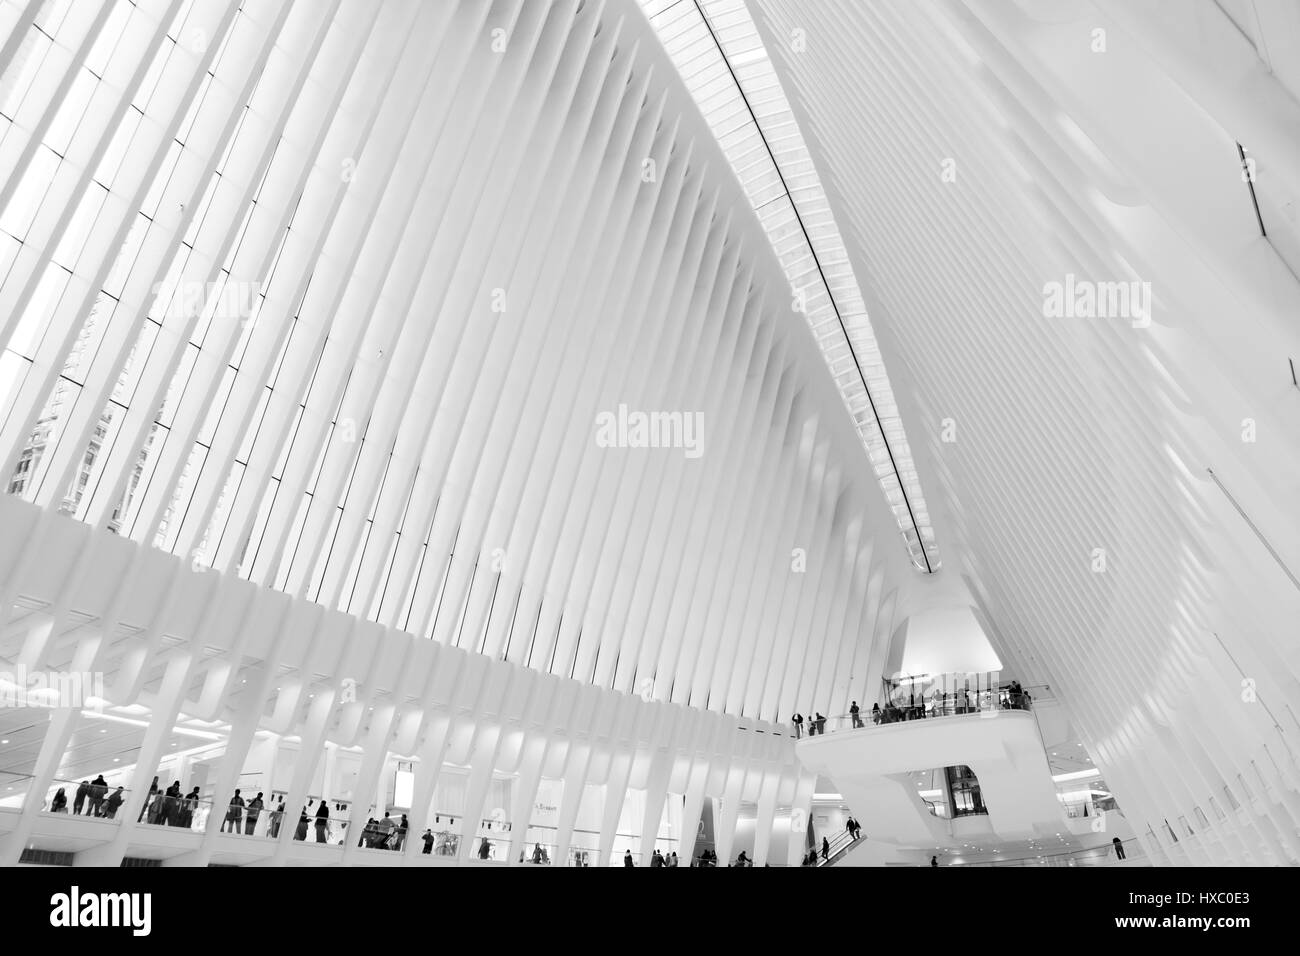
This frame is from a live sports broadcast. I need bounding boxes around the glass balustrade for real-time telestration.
[805,684,1036,737]
[947,838,1145,867]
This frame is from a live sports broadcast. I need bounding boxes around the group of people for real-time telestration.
[44,777,554,859]
[420,829,460,856]
[292,798,333,842]
[139,778,204,828]
[220,789,277,835]
[357,813,408,850]
[792,682,1036,738]
[875,682,1034,724]
[801,836,833,866]
[47,775,126,820]
[790,712,827,738]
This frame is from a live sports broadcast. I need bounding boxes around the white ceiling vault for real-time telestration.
[743,0,1300,864]
[0,0,913,729]
[1,0,1298,868]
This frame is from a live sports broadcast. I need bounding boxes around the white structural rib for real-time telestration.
[750,0,1300,867]
[639,0,938,573]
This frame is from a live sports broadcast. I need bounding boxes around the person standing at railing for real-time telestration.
[72,780,89,816]
[395,814,408,851]
[815,713,827,735]
[314,798,330,843]
[377,813,396,848]
[183,787,201,829]
[245,792,264,835]
[223,789,245,833]
[294,807,309,841]
[871,703,881,725]
[162,781,181,826]
[850,701,862,728]
[105,786,124,820]
[791,713,803,738]
[50,787,69,813]
[422,828,435,854]
[268,799,284,838]
[88,775,108,817]
[930,856,938,867]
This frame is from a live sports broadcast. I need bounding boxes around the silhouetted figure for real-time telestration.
[422,829,434,854]
[73,780,89,816]
[395,814,408,851]
[245,792,264,835]
[294,807,309,841]
[624,849,634,867]
[163,781,181,826]
[791,713,803,739]
[815,713,826,735]
[183,787,200,829]
[478,837,491,860]
[88,775,108,816]
[314,798,329,843]
[268,800,284,838]
[871,703,881,725]
[821,837,830,862]
[850,701,862,728]
[50,787,68,813]
[105,786,124,819]
[1113,837,1126,860]
[931,856,938,867]
[377,813,396,849]
[222,789,244,833]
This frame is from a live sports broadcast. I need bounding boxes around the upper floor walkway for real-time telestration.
[796,706,1079,844]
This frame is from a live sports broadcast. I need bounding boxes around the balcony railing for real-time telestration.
[798,691,1033,738]
[946,838,1145,867]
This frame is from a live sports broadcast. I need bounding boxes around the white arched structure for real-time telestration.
[748,0,1300,865]
[0,0,1297,868]
[0,0,918,867]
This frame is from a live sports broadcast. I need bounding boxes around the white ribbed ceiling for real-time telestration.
[747,0,1300,866]
[640,0,939,573]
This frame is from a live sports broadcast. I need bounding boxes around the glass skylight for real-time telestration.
[640,0,939,571]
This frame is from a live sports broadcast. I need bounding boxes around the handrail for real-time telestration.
[946,838,1144,867]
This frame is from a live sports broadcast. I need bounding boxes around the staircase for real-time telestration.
[815,829,868,866]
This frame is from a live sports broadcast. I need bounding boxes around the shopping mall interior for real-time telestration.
[0,0,1297,869]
